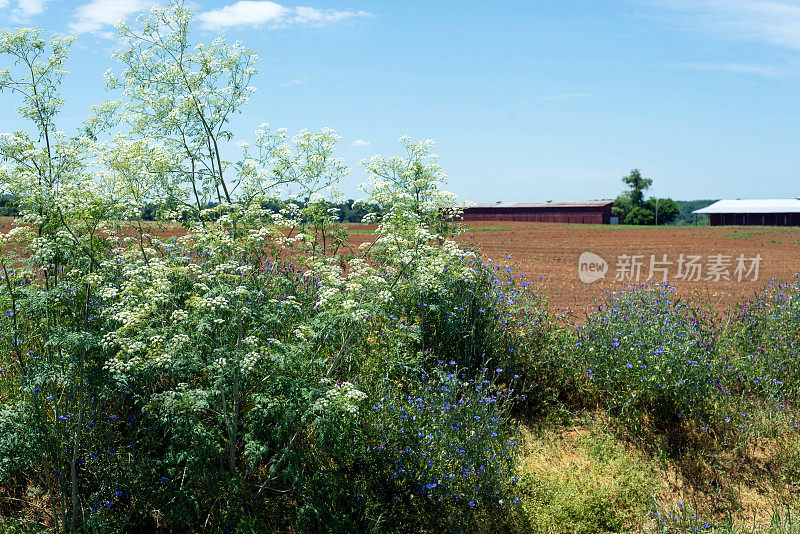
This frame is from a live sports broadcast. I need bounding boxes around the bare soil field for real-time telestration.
[4,216,798,314]
[457,221,800,314]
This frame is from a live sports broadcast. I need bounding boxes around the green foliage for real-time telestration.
[649,502,800,533]
[725,276,800,401]
[613,169,679,225]
[279,365,522,533]
[0,195,19,217]
[623,204,655,225]
[647,197,679,225]
[0,4,533,532]
[3,2,800,532]
[569,285,727,433]
[542,279,800,486]
[622,169,652,207]
[672,200,717,226]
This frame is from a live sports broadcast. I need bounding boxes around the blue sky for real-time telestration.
[1,0,799,202]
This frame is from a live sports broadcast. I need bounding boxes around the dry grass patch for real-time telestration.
[512,412,800,532]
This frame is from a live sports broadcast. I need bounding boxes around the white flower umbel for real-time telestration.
[311,382,368,416]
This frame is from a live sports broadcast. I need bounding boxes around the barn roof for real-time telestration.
[468,201,613,209]
[693,199,800,214]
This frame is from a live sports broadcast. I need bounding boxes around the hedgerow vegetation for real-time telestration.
[1,2,800,532]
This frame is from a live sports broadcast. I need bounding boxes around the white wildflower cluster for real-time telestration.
[270,294,301,312]
[360,136,461,220]
[303,138,479,322]
[99,254,194,375]
[171,309,189,323]
[311,381,368,416]
[151,385,211,415]
[248,225,278,244]
[101,331,118,351]
[371,221,477,297]
[293,325,314,342]
[211,356,228,372]
[310,257,387,321]
[29,234,60,267]
[170,333,190,347]
[99,286,119,299]
[83,272,103,286]
[241,351,263,373]
[244,125,348,202]
[0,225,32,246]
[104,257,174,332]
[361,211,379,224]
[275,232,309,248]
[196,295,230,311]
[310,260,344,309]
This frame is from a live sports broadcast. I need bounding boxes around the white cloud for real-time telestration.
[14,0,49,18]
[198,1,370,30]
[350,139,371,147]
[668,61,782,77]
[649,0,800,50]
[198,1,288,30]
[293,6,369,25]
[69,0,152,36]
[280,78,307,87]
[539,93,589,100]
[4,0,51,21]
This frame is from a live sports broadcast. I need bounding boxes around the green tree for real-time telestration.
[645,197,678,225]
[613,169,678,225]
[623,205,654,225]
[622,168,652,207]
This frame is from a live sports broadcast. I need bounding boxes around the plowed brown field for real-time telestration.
[5,217,798,314]
[457,221,800,314]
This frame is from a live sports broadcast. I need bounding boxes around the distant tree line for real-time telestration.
[141,198,382,223]
[671,200,716,226]
[2,187,713,227]
[0,194,380,223]
[0,194,20,216]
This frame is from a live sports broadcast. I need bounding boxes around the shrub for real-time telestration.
[0,13,535,529]
[271,364,522,532]
[726,275,800,402]
[569,284,729,434]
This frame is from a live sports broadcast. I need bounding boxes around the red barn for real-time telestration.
[461,201,614,224]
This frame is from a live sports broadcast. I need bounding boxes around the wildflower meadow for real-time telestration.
[1,2,800,533]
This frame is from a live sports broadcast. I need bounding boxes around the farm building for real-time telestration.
[692,199,800,226]
[461,201,614,224]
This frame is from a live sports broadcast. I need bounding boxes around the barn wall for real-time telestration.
[708,212,800,226]
[461,212,604,223]
[462,205,612,224]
